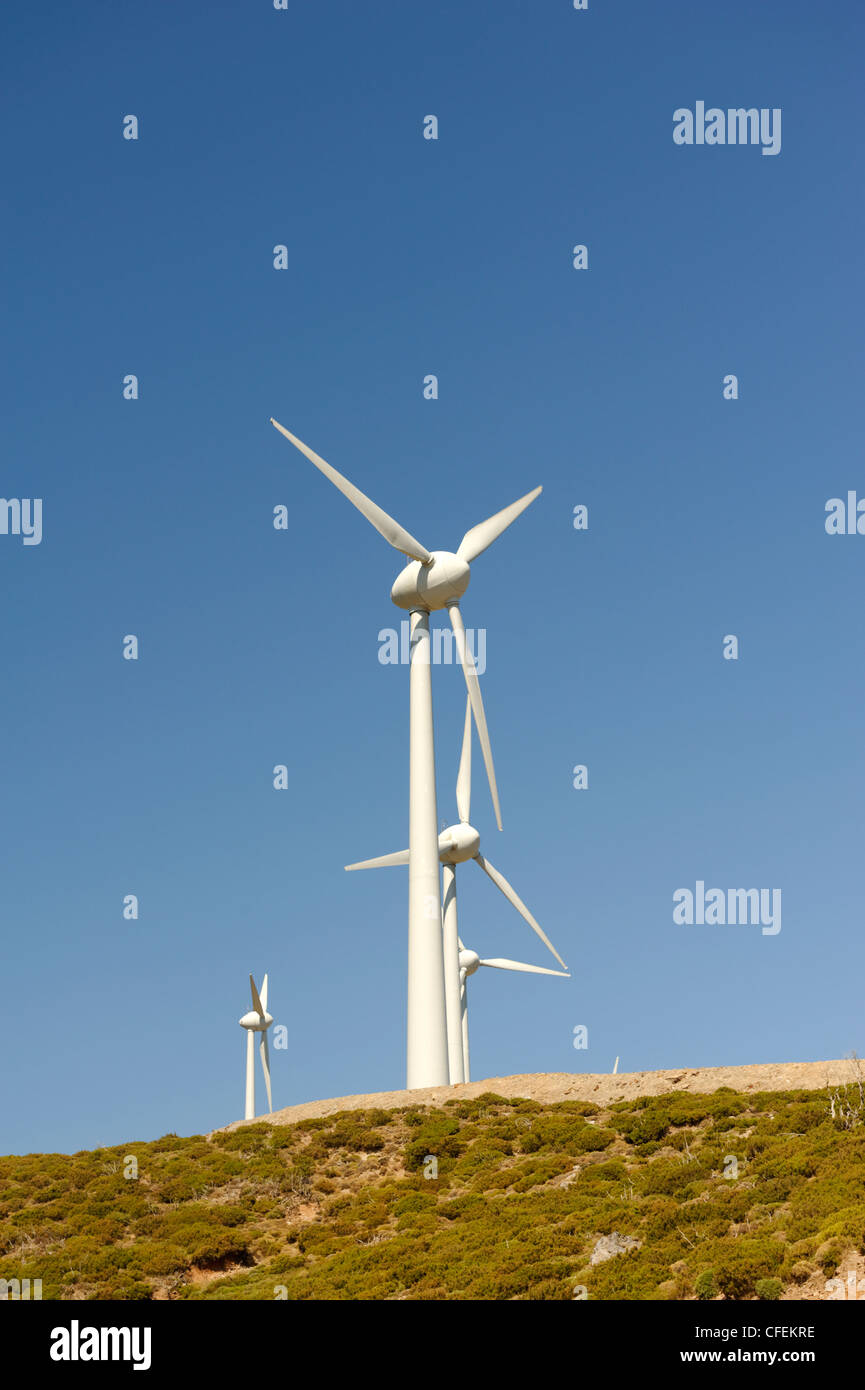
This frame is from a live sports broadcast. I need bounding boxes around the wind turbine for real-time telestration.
[271,418,542,1088]
[458,942,570,1083]
[239,974,273,1121]
[347,694,568,1083]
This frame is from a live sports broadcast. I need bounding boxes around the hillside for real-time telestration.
[1,1060,863,1301]
[220,1058,863,1130]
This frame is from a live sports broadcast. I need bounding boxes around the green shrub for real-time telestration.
[641,1159,710,1197]
[694,1270,718,1300]
[624,1111,671,1145]
[818,1242,843,1276]
[363,1109,395,1128]
[129,1243,188,1276]
[185,1227,251,1268]
[714,1240,783,1300]
[755,1277,783,1300]
[98,1274,153,1300]
[452,1145,507,1180]
[404,1117,464,1171]
[393,1192,436,1217]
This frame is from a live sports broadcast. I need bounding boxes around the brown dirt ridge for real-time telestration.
[217,1058,852,1134]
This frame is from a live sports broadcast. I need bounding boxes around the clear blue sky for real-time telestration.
[2,1,862,1156]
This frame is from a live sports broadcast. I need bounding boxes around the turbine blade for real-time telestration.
[447,604,502,831]
[260,1032,273,1113]
[250,975,264,1016]
[270,420,431,563]
[345,848,409,870]
[455,693,472,824]
[474,855,567,970]
[479,957,570,977]
[260,973,268,1013]
[456,486,542,564]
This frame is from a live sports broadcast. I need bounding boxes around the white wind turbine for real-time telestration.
[458,941,570,1083]
[239,974,273,1121]
[271,418,542,1089]
[347,694,569,1082]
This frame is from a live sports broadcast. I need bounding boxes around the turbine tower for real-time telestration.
[271,418,541,1088]
[347,694,568,1082]
[458,942,569,1083]
[239,973,273,1121]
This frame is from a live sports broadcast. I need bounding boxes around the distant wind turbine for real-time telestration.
[347,694,568,1082]
[238,974,273,1121]
[458,941,569,1083]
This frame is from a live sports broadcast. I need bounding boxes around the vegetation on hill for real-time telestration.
[1,1083,864,1300]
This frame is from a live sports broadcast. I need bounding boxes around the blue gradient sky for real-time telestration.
[1,1,862,1155]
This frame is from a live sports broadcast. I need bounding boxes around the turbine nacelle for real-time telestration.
[390,551,470,612]
[438,822,481,864]
[459,948,481,977]
[239,1009,273,1031]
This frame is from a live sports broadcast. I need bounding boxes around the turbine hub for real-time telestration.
[239,1011,273,1031]
[459,948,481,976]
[438,822,481,863]
[390,550,470,612]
